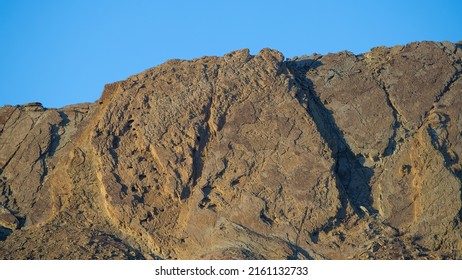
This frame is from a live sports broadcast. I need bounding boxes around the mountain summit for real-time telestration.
[1,41,462,259]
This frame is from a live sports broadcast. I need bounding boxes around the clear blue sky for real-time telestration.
[1,0,461,108]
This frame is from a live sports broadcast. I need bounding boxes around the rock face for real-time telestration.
[1,41,461,259]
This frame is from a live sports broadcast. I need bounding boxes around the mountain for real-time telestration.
[1,41,462,259]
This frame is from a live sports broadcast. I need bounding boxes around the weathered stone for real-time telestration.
[0,41,461,259]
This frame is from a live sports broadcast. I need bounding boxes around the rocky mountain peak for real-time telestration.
[1,41,462,259]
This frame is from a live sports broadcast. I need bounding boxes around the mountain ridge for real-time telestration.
[1,40,462,259]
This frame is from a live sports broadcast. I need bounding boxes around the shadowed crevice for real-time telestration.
[286,60,375,218]
[184,65,219,199]
[0,226,12,241]
[183,97,213,200]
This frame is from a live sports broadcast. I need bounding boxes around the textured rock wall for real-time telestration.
[1,41,461,259]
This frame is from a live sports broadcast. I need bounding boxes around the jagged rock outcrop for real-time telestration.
[1,41,461,259]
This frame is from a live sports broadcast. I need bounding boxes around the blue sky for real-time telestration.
[1,0,461,108]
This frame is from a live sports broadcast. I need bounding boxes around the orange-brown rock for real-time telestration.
[1,41,461,259]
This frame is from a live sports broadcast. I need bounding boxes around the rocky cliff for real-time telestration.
[1,41,462,259]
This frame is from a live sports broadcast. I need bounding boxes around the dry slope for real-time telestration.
[1,41,462,259]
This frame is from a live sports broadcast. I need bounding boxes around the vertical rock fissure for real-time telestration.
[183,65,219,199]
[36,145,48,191]
[286,61,376,222]
[185,96,213,198]
[371,73,405,157]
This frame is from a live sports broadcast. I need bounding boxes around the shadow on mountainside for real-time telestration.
[286,58,376,226]
[0,226,12,241]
